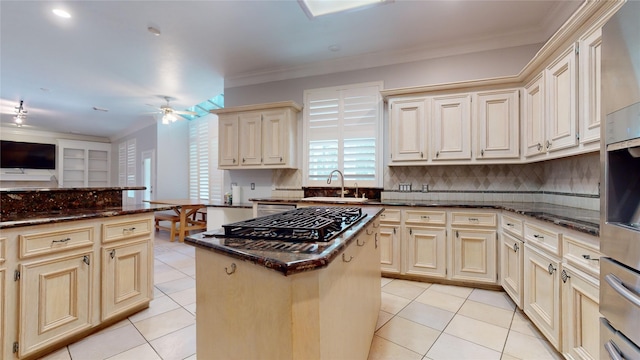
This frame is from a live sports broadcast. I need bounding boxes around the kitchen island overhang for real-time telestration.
[185,206,383,360]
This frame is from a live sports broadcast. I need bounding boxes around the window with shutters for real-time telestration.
[303,81,383,187]
[188,116,223,202]
[118,138,136,203]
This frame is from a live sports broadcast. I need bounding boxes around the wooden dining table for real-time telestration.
[148,199,207,243]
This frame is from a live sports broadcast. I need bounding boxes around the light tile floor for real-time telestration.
[42,230,562,360]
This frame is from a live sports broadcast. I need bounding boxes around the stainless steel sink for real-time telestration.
[302,196,369,203]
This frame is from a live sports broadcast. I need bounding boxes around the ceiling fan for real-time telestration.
[148,96,197,124]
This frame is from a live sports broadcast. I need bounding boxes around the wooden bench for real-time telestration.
[155,213,180,242]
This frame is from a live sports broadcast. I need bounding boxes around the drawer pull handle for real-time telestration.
[380,213,386,218]
[506,223,514,227]
[421,215,430,220]
[375,233,378,249]
[561,269,570,283]
[533,234,544,239]
[605,274,640,307]
[548,263,556,275]
[342,253,353,263]
[513,243,519,252]
[373,222,380,228]
[52,237,71,244]
[225,263,237,275]
[468,218,479,222]
[366,229,374,235]
[123,227,136,232]
[83,255,90,265]
[110,249,116,259]
[604,340,624,360]
[582,254,599,261]
[357,238,365,247]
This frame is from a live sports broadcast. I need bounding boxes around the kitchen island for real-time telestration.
[185,206,383,360]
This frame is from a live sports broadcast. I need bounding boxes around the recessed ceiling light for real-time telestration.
[299,0,392,18]
[147,26,161,36]
[52,9,71,18]
[328,44,341,52]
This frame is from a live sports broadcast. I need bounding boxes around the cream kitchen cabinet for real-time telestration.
[500,213,525,309]
[450,211,498,284]
[475,89,520,160]
[403,209,447,278]
[57,139,111,188]
[213,101,301,170]
[378,209,401,274]
[578,27,602,145]
[561,232,602,360]
[1,213,155,360]
[101,216,153,321]
[523,72,546,157]
[546,44,579,153]
[389,97,429,162]
[432,94,472,161]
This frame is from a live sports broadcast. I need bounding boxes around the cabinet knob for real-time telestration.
[546,140,552,149]
[513,243,519,252]
[110,249,116,259]
[548,263,556,275]
[420,152,424,158]
[537,143,542,152]
[233,158,236,164]
[436,151,440,158]
[242,158,246,163]
[561,269,571,283]
[480,149,485,157]
[83,255,90,265]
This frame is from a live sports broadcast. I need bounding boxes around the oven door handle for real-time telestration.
[605,274,640,307]
[604,340,624,360]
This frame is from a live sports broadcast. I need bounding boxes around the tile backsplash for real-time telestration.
[273,152,600,210]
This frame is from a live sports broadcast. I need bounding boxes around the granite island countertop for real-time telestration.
[185,206,384,276]
[250,198,600,236]
[0,203,174,229]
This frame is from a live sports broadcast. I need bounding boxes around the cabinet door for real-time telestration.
[501,233,524,309]
[379,224,401,274]
[239,112,262,166]
[19,251,93,358]
[389,99,428,162]
[476,89,520,159]
[219,115,239,167]
[451,228,497,284]
[524,244,561,350]
[546,45,578,152]
[432,94,472,161]
[524,73,546,157]
[262,110,287,165]
[102,240,151,321]
[579,28,602,145]
[404,226,446,278]
[561,265,601,360]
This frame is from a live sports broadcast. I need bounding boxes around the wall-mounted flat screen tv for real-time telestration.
[0,140,56,169]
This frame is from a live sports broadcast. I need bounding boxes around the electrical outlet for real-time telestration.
[251,183,255,190]
[422,184,429,192]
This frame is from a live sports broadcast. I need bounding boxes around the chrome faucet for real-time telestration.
[327,169,346,198]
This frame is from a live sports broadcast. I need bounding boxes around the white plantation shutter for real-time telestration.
[304,82,382,187]
[118,139,136,203]
[188,116,223,202]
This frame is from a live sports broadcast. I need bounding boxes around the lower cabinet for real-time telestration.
[404,226,447,278]
[19,250,94,358]
[451,228,497,284]
[561,264,601,360]
[501,233,524,309]
[101,240,152,321]
[379,224,401,274]
[524,243,562,350]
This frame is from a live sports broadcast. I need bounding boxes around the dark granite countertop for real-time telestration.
[0,203,174,229]
[249,198,600,236]
[185,207,384,276]
[204,201,253,209]
[0,186,146,192]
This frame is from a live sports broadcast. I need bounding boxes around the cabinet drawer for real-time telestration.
[502,214,523,237]
[102,217,152,243]
[20,226,94,259]
[524,223,561,256]
[450,212,496,227]
[563,235,601,277]
[404,210,446,226]
[379,209,401,223]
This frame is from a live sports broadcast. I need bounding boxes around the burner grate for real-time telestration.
[221,206,365,242]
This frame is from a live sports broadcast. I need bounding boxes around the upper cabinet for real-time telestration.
[546,44,579,153]
[57,139,111,188]
[578,27,602,145]
[212,101,301,170]
[475,89,520,160]
[432,94,472,161]
[389,98,429,162]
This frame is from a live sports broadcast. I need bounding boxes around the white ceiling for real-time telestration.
[0,0,582,139]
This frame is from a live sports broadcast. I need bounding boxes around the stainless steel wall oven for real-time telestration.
[600,1,640,358]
